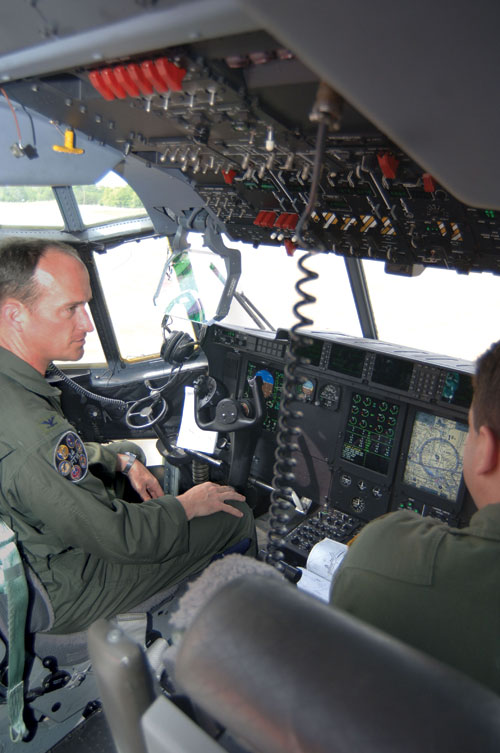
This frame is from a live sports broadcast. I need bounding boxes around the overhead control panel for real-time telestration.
[4,29,500,274]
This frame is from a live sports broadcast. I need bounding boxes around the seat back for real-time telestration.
[0,528,180,747]
[175,575,500,753]
[0,561,90,667]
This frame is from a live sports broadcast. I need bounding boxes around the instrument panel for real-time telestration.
[203,323,474,564]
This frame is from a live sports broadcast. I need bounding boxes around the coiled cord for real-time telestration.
[48,364,128,411]
[266,254,319,571]
[266,115,327,573]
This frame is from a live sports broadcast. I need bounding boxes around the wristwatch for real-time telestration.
[122,452,137,475]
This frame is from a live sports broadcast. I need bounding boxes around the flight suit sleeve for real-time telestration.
[7,437,190,565]
[85,440,147,477]
[12,462,189,564]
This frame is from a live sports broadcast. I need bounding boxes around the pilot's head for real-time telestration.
[0,238,94,374]
[463,340,500,509]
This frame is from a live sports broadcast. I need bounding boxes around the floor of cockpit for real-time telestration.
[48,709,116,753]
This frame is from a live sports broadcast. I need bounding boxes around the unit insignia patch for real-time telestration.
[54,431,88,483]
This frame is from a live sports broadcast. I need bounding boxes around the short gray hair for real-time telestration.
[0,238,81,307]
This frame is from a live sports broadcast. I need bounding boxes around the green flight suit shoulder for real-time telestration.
[332,508,500,695]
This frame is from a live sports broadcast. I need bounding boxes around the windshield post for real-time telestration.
[203,217,241,321]
[344,257,378,339]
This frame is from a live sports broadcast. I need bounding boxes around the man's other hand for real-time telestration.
[177,482,246,520]
[117,454,164,501]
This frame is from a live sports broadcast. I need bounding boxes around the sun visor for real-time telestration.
[0,100,122,185]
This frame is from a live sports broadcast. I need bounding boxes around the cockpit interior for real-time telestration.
[1,2,500,751]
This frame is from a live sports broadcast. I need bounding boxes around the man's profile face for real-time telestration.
[23,249,94,369]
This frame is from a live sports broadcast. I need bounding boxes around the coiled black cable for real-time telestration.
[266,117,328,573]
[266,254,319,572]
[48,363,128,411]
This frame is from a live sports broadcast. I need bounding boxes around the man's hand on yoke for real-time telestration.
[177,482,246,520]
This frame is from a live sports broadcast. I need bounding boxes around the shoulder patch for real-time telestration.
[54,431,88,483]
[42,415,58,429]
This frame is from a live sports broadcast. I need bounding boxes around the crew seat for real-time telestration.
[0,537,179,750]
[89,572,500,753]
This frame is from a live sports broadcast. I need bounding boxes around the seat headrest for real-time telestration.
[175,575,500,753]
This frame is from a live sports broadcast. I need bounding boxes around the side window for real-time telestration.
[0,186,64,228]
[93,237,170,360]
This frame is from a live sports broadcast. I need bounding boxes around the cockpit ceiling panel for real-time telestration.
[1,1,500,273]
[238,0,500,211]
[0,0,257,81]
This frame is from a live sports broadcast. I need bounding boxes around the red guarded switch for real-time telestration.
[141,60,169,93]
[275,213,299,229]
[89,70,115,100]
[126,63,154,96]
[423,173,437,192]
[254,211,277,227]
[377,152,399,179]
[100,68,127,99]
[155,58,187,91]
[222,169,237,185]
[113,66,141,97]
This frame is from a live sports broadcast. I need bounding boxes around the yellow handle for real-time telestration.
[52,129,84,155]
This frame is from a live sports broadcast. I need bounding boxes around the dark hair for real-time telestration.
[0,238,81,307]
[473,340,500,437]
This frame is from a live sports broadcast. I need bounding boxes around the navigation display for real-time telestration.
[244,361,285,433]
[341,391,401,475]
[403,411,468,502]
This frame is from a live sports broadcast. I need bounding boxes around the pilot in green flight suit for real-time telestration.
[0,239,256,634]
[331,339,500,697]
[331,505,500,696]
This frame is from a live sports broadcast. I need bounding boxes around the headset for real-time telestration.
[160,330,198,364]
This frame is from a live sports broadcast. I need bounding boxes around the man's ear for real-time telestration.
[475,425,500,475]
[0,299,28,331]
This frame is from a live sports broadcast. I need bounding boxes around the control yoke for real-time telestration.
[194,375,264,490]
[194,375,264,432]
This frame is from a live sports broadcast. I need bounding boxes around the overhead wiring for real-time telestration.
[0,87,23,144]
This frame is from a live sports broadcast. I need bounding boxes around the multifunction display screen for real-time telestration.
[403,411,468,502]
[244,361,285,433]
[328,343,366,378]
[341,391,401,475]
[371,354,414,392]
[440,371,473,408]
[296,338,323,367]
